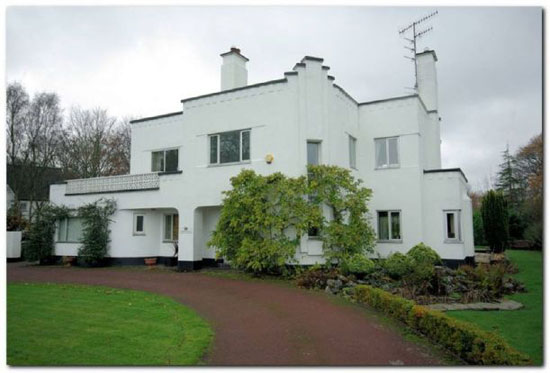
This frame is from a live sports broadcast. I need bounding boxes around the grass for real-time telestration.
[7,283,213,366]
[447,250,543,365]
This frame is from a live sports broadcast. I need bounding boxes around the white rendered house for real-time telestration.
[50,47,474,269]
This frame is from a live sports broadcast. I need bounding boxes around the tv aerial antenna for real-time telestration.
[399,10,438,91]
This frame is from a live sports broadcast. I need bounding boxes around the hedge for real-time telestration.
[353,285,531,365]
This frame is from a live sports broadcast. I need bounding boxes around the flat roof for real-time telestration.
[130,111,183,124]
[424,168,468,183]
[180,78,287,104]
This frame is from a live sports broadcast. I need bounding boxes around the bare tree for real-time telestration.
[107,117,132,175]
[59,107,122,178]
[19,92,64,220]
[6,82,29,165]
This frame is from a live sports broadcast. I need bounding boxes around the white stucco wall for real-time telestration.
[50,49,474,265]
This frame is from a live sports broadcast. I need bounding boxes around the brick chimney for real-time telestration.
[220,47,248,91]
[416,49,438,112]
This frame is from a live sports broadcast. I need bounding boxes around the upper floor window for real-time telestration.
[152,149,178,172]
[58,217,84,242]
[444,210,461,242]
[377,210,401,241]
[307,141,321,165]
[209,129,250,165]
[375,137,399,169]
[349,135,357,169]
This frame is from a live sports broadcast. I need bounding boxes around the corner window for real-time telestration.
[133,214,145,235]
[444,210,461,242]
[349,135,357,169]
[209,129,250,165]
[375,137,399,169]
[58,217,84,242]
[163,214,179,242]
[377,210,401,241]
[152,149,179,172]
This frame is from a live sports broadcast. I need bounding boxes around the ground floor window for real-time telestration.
[133,214,145,235]
[444,210,461,242]
[164,214,179,242]
[377,210,401,241]
[58,217,84,242]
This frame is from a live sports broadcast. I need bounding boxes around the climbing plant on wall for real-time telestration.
[24,203,70,263]
[77,199,117,266]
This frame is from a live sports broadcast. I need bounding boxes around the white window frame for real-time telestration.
[376,210,402,243]
[374,136,400,169]
[151,148,179,173]
[163,213,179,242]
[349,135,357,169]
[133,213,145,236]
[307,140,322,166]
[208,129,251,166]
[444,210,462,243]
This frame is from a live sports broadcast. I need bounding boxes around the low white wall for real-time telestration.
[7,231,22,258]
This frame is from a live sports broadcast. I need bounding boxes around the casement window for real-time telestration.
[375,137,399,169]
[152,149,179,172]
[349,135,357,169]
[307,141,321,166]
[209,129,250,165]
[58,217,84,242]
[133,214,145,235]
[307,140,322,237]
[377,210,401,241]
[163,214,179,242]
[444,210,461,242]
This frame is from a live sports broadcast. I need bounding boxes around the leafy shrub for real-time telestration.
[383,252,413,279]
[295,265,340,289]
[407,243,441,266]
[209,170,313,275]
[7,204,28,232]
[307,165,376,264]
[23,204,69,263]
[353,285,531,365]
[341,254,375,276]
[473,210,486,246]
[77,199,116,266]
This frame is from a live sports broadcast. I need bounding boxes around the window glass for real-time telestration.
[165,149,178,172]
[375,139,387,168]
[220,130,241,163]
[135,215,144,233]
[58,218,67,241]
[307,142,320,165]
[391,212,401,240]
[210,136,218,164]
[446,213,455,239]
[152,151,164,172]
[241,131,250,161]
[349,136,357,168]
[164,215,173,241]
[172,214,179,241]
[388,138,399,165]
[377,211,389,240]
[66,218,83,242]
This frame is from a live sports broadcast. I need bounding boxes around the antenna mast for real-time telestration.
[399,10,438,90]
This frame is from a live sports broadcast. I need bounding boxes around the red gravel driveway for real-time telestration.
[7,263,446,366]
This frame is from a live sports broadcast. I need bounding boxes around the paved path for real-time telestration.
[8,263,445,366]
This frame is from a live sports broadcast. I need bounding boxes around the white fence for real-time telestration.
[7,231,22,259]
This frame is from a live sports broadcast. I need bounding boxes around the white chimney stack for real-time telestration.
[416,49,438,112]
[220,47,248,91]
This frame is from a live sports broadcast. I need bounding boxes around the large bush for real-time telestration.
[341,253,375,276]
[472,210,486,246]
[77,199,116,266]
[481,190,509,253]
[23,204,69,263]
[384,252,413,280]
[407,243,441,266]
[307,165,376,264]
[209,170,313,275]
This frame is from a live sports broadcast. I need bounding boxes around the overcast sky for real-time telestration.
[6,6,542,190]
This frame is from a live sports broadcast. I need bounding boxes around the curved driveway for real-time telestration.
[7,263,445,366]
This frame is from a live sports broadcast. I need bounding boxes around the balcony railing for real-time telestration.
[65,173,160,195]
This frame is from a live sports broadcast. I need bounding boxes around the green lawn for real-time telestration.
[7,283,213,366]
[447,250,543,365]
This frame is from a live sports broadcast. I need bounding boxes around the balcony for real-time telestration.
[65,173,160,195]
